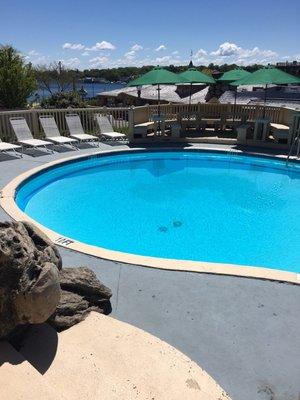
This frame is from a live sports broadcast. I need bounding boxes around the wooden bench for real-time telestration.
[270,123,289,142]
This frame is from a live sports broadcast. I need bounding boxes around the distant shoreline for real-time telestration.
[30,82,126,100]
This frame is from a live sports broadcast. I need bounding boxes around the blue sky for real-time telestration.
[1,0,299,69]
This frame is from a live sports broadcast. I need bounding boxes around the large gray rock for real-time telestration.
[0,221,61,338]
[48,267,112,331]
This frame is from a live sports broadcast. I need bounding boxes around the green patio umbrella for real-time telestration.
[230,66,300,116]
[218,68,251,83]
[179,67,216,107]
[218,68,252,127]
[127,66,189,116]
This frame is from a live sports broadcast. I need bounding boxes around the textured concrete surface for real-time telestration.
[19,312,230,400]
[1,145,299,400]
[0,341,63,400]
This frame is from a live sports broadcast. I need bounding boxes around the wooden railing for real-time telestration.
[0,103,296,142]
[147,103,283,123]
[0,107,130,142]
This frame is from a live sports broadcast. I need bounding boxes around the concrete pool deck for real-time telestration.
[0,143,299,400]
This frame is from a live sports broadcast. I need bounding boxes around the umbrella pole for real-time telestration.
[263,84,267,118]
[157,83,161,116]
[189,83,192,110]
[187,83,192,129]
[157,84,161,135]
[233,87,237,131]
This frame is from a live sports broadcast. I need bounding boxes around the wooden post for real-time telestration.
[128,106,134,141]
[31,109,40,138]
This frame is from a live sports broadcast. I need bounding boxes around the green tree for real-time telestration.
[0,45,37,109]
[35,62,81,94]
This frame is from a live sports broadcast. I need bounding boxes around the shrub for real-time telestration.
[40,91,86,109]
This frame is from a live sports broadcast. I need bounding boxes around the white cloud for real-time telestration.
[124,50,136,60]
[172,50,179,55]
[62,41,116,53]
[61,57,81,67]
[81,51,90,56]
[194,49,208,63]
[195,49,207,58]
[89,56,109,67]
[28,50,39,56]
[123,44,143,62]
[211,42,240,57]
[210,42,277,62]
[62,42,85,50]
[155,56,181,65]
[156,56,171,63]
[86,41,116,51]
[26,55,51,65]
[131,44,143,51]
[155,44,166,51]
[34,56,49,63]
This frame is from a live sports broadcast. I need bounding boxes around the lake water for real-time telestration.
[31,82,125,100]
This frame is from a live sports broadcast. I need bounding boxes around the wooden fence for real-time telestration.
[0,107,130,141]
[0,103,295,142]
[147,103,283,123]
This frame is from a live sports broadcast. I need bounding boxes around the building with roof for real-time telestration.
[97,84,209,107]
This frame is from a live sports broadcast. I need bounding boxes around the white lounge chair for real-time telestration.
[65,114,99,146]
[95,114,127,141]
[39,115,78,149]
[10,117,54,153]
[0,138,22,157]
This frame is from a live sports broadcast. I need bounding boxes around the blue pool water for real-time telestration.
[16,151,300,273]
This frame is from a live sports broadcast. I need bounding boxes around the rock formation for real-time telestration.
[48,267,112,331]
[0,221,112,338]
[0,221,61,339]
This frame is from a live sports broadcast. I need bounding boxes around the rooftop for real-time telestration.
[99,84,300,108]
[99,84,209,104]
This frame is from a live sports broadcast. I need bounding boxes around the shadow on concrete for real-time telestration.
[18,323,58,374]
[76,142,97,150]
[21,148,54,157]
[0,153,22,162]
[0,341,25,366]
[51,145,77,153]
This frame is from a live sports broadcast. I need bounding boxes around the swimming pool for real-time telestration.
[15,150,300,273]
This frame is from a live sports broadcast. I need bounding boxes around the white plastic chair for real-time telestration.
[10,117,54,153]
[95,114,127,141]
[65,114,99,146]
[0,138,22,157]
[39,115,78,149]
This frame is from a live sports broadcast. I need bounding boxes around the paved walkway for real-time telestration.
[1,144,299,400]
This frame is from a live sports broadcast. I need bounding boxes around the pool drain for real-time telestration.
[173,220,182,227]
[158,221,183,232]
[158,226,168,232]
